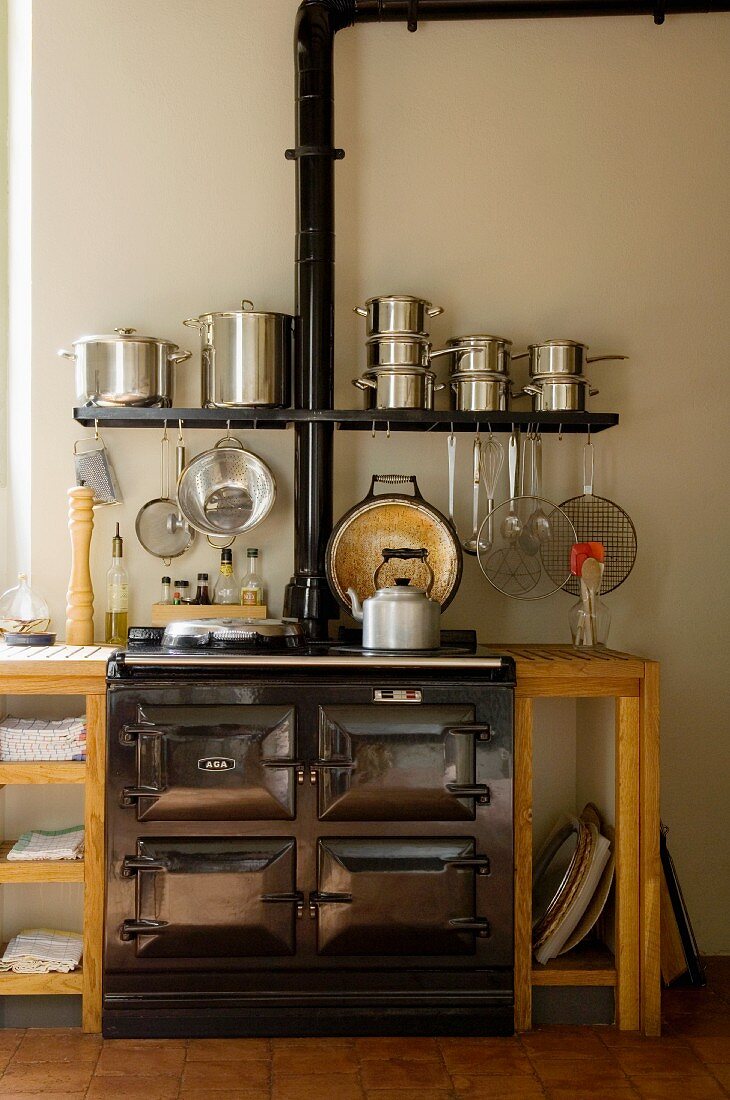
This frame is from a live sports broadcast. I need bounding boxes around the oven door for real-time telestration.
[120,705,299,820]
[315,705,490,820]
[312,837,491,956]
[120,837,299,957]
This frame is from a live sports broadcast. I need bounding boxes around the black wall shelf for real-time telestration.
[73,408,619,433]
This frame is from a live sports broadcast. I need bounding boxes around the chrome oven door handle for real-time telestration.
[262,891,305,918]
[445,783,491,805]
[121,856,168,876]
[119,724,160,746]
[121,784,164,806]
[441,856,491,875]
[449,917,491,937]
[120,919,169,941]
[447,725,492,742]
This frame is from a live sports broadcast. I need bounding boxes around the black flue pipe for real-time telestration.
[286,0,729,635]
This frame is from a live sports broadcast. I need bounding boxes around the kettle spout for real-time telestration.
[346,588,363,622]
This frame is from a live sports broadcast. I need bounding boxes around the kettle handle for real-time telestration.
[373,547,434,596]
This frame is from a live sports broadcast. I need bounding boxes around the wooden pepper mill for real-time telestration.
[66,486,95,644]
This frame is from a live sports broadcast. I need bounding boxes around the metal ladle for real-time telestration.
[462,434,482,555]
[528,433,552,544]
[500,429,522,542]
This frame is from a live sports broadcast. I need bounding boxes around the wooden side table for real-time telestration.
[489,645,660,1037]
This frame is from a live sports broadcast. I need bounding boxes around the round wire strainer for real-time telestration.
[477,495,576,600]
[177,433,276,537]
[541,439,637,596]
[135,427,194,563]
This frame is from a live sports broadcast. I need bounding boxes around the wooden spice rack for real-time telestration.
[150,603,268,626]
[0,641,660,1036]
[0,644,113,1030]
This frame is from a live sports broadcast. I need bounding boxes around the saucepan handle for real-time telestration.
[353,306,369,317]
[427,305,444,317]
[353,377,376,390]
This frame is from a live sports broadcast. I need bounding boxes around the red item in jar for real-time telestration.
[570,542,605,576]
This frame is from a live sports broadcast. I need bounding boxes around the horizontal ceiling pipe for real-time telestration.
[353,1,730,21]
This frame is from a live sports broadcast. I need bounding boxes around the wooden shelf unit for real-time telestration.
[0,842,84,883]
[0,644,112,1031]
[489,645,661,1036]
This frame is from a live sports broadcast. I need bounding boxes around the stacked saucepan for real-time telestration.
[514,340,628,412]
[352,294,455,410]
[439,334,515,412]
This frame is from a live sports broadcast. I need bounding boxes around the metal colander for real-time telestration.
[177,434,276,536]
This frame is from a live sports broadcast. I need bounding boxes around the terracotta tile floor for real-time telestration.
[0,958,726,1098]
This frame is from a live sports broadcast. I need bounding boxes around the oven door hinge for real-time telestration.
[261,891,306,919]
[120,918,169,941]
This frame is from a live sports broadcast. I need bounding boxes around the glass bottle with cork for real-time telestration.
[214,549,238,605]
[194,573,211,605]
[241,548,265,609]
[105,523,129,645]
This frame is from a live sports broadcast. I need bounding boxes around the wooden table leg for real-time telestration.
[514,697,533,1032]
[640,662,661,1036]
[82,692,105,1032]
[615,696,640,1030]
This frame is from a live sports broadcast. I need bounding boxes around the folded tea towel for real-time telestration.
[0,717,86,761]
[6,826,84,861]
[0,929,83,973]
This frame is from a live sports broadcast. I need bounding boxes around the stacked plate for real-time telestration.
[532,803,614,964]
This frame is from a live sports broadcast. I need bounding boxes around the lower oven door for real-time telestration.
[313,837,491,956]
[120,837,299,957]
[120,705,299,820]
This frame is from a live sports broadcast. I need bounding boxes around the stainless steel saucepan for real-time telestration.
[518,374,599,412]
[512,339,627,377]
[439,334,513,375]
[354,294,444,336]
[450,370,512,412]
[353,367,445,410]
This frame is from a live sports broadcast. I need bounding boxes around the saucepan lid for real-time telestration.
[162,618,303,648]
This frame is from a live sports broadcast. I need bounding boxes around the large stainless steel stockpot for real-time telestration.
[354,294,444,336]
[59,329,192,407]
[353,367,444,410]
[520,374,599,412]
[441,334,513,375]
[184,300,294,409]
[513,339,627,377]
[450,370,511,412]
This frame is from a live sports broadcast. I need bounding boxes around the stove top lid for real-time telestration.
[161,618,305,649]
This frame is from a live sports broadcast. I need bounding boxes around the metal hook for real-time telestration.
[94,419,99,441]
[162,421,169,442]
[372,421,376,438]
[487,423,493,440]
[558,423,563,442]
[177,419,184,442]
[386,421,391,439]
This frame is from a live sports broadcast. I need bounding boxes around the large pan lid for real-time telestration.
[326,475,462,614]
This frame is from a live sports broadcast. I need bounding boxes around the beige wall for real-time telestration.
[5,0,729,954]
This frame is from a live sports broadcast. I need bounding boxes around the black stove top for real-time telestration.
[109,627,514,681]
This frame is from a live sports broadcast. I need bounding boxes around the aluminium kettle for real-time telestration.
[346,548,441,651]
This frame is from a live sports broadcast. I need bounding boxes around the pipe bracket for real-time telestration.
[286,145,346,160]
[407,0,419,31]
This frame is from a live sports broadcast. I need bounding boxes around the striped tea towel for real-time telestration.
[0,929,83,973]
[7,826,84,861]
[0,717,86,761]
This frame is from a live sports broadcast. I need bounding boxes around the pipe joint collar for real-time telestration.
[299,0,357,31]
